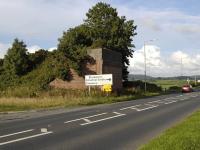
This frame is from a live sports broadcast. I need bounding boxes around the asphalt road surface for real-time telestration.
[1,92,200,150]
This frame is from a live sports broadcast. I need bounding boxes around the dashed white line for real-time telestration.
[133,104,158,112]
[119,105,141,110]
[148,100,162,103]
[0,129,34,138]
[0,131,53,146]
[64,113,107,124]
[164,100,177,104]
[80,112,126,126]
[83,118,92,123]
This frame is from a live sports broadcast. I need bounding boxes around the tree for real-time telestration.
[58,2,137,80]
[0,59,3,75]
[3,38,29,76]
[85,2,137,80]
[28,49,48,71]
[58,25,92,74]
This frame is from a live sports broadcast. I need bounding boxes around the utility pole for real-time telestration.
[143,39,157,93]
[144,41,147,93]
[180,56,183,77]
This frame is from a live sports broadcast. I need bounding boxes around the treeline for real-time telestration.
[0,2,137,96]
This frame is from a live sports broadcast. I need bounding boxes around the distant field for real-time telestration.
[150,80,188,89]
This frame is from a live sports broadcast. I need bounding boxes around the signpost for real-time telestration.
[85,74,113,95]
[85,74,113,86]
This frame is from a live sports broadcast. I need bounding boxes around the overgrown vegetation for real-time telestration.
[123,80,162,93]
[0,90,160,112]
[139,110,200,150]
[0,2,137,96]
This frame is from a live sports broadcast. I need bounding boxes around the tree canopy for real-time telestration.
[3,38,29,76]
[58,2,137,80]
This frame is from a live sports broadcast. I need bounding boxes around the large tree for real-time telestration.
[85,2,137,80]
[58,25,92,74]
[58,2,137,80]
[3,38,29,76]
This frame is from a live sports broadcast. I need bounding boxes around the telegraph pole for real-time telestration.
[144,41,147,93]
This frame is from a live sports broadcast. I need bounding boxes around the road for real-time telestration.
[0,92,200,150]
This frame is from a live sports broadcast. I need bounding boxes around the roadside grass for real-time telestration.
[139,110,200,150]
[0,92,160,112]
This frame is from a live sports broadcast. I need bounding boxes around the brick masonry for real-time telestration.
[49,48,122,90]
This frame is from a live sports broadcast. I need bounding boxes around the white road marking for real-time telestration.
[191,95,197,98]
[0,129,34,138]
[80,112,126,126]
[148,100,162,103]
[83,118,92,123]
[0,131,53,146]
[64,113,107,124]
[164,100,177,104]
[133,104,158,112]
[119,105,141,110]
[113,112,126,115]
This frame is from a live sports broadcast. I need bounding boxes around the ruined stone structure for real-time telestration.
[50,48,122,90]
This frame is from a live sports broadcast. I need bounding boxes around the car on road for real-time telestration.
[182,84,193,93]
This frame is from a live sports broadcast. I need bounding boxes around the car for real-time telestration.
[182,84,193,93]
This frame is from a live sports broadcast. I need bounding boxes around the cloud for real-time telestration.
[0,0,94,40]
[0,42,10,58]
[0,42,56,58]
[174,24,200,34]
[129,45,200,77]
[27,45,42,53]
[48,47,57,52]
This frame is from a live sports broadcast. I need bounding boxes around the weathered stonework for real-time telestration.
[49,48,122,90]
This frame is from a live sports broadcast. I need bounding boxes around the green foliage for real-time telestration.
[123,80,162,93]
[168,86,181,92]
[0,50,70,95]
[58,2,137,80]
[3,39,29,76]
[85,2,137,80]
[58,25,92,74]
[0,59,3,75]
[28,49,48,71]
[21,51,70,90]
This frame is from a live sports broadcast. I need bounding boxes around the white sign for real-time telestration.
[85,74,113,86]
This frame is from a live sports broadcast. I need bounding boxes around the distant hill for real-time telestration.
[128,74,200,81]
[128,74,155,81]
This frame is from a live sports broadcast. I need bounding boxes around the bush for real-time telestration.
[123,80,162,93]
[168,86,181,92]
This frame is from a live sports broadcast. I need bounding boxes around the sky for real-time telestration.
[0,0,200,77]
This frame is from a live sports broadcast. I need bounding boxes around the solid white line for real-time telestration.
[0,129,34,138]
[80,114,126,126]
[0,131,53,146]
[119,105,141,110]
[64,113,107,124]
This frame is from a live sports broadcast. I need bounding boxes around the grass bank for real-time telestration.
[139,110,200,150]
[0,92,159,112]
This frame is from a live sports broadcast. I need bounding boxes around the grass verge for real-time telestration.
[139,110,200,150]
[0,92,159,112]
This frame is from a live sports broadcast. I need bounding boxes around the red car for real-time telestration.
[182,85,193,93]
